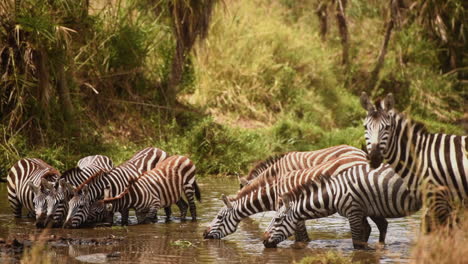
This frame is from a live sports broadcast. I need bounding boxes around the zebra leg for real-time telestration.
[348,212,369,249]
[8,194,22,218]
[164,206,172,221]
[176,199,188,220]
[121,210,129,226]
[184,189,197,221]
[362,218,372,243]
[294,220,310,242]
[144,205,159,223]
[370,216,388,243]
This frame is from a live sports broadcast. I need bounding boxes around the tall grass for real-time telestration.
[411,210,468,264]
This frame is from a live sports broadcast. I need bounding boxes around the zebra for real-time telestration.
[42,155,114,227]
[263,163,421,249]
[88,155,201,225]
[360,92,468,229]
[6,158,60,226]
[63,148,179,228]
[240,154,287,188]
[203,151,370,240]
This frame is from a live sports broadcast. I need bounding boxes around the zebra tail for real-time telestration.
[193,181,201,202]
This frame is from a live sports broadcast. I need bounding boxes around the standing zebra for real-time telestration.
[360,92,468,229]
[203,151,372,240]
[263,163,421,249]
[42,155,114,227]
[89,155,200,225]
[6,158,60,224]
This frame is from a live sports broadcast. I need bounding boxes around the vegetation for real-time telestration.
[0,0,465,179]
[411,210,468,264]
[295,251,356,264]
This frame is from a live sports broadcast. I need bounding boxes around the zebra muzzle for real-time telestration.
[35,213,46,228]
[369,144,383,169]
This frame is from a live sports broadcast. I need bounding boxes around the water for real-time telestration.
[0,177,420,263]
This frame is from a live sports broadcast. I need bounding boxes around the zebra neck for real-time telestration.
[232,183,276,218]
[385,113,429,181]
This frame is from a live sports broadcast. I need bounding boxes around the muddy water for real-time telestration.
[0,177,420,263]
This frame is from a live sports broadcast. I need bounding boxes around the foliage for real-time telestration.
[295,251,356,264]
[411,210,468,264]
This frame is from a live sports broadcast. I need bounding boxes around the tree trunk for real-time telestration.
[335,0,349,65]
[367,0,397,90]
[56,64,74,122]
[316,2,328,41]
[166,39,186,106]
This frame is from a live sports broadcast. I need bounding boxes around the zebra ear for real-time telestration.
[105,203,113,212]
[40,178,54,191]
[80,184,89,195]
[360,92,374,112]
[221,194,233,209]
[384,93,394,111]
[61,180,76,193]
[281,194,291,210]
[238,176,249,187]
[28,181,40,194]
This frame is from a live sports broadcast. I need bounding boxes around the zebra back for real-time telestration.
[121,147,169,174]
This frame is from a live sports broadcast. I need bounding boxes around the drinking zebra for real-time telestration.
[203,151,370,240]
[6,158,61,225]
[263,163,421,249]
[89,155,200,225]
[360,92,468,229]
[63,148,181,228]
[42,155,114,227]
[236,145,367,241]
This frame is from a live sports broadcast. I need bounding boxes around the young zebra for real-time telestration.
[89,155,200,225]
[263,163,421,249]
[203,152,374,240]
[6,158,60,225]
[42,155,114,227]
[360,92,468,229]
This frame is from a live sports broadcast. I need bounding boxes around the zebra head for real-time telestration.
[28,179,53,228]
[360,92,395,169]
[64,184,91,228]
[45,179,75,227]
[263,195,297,248]
[203,194,239,239]
[86,187,113,225]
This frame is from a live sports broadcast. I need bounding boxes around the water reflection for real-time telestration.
[0,177,419,263]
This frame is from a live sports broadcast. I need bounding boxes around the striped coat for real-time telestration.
[203,150,369,240]
[91,155,200,225]
[263,164,421,249]
[7,158,60,222]
[360,92,468,229]
[63,148,169,228]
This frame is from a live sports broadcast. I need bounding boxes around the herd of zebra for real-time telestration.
[4,92,468,250]
[7,148,200,228]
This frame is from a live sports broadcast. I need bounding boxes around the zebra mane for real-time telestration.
[103,177,139,203]
[246,153,287,180]
[75,169,107,192]
[41,169,61,180]
[235,172,273,200]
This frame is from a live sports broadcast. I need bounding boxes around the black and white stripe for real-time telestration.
[263,164,421,249]
[89,155,200,225]
[44,155,114,227]
[203,149,368,240]
[63,148,168,228]
[6,158,60,226]
[360,92,468,229]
